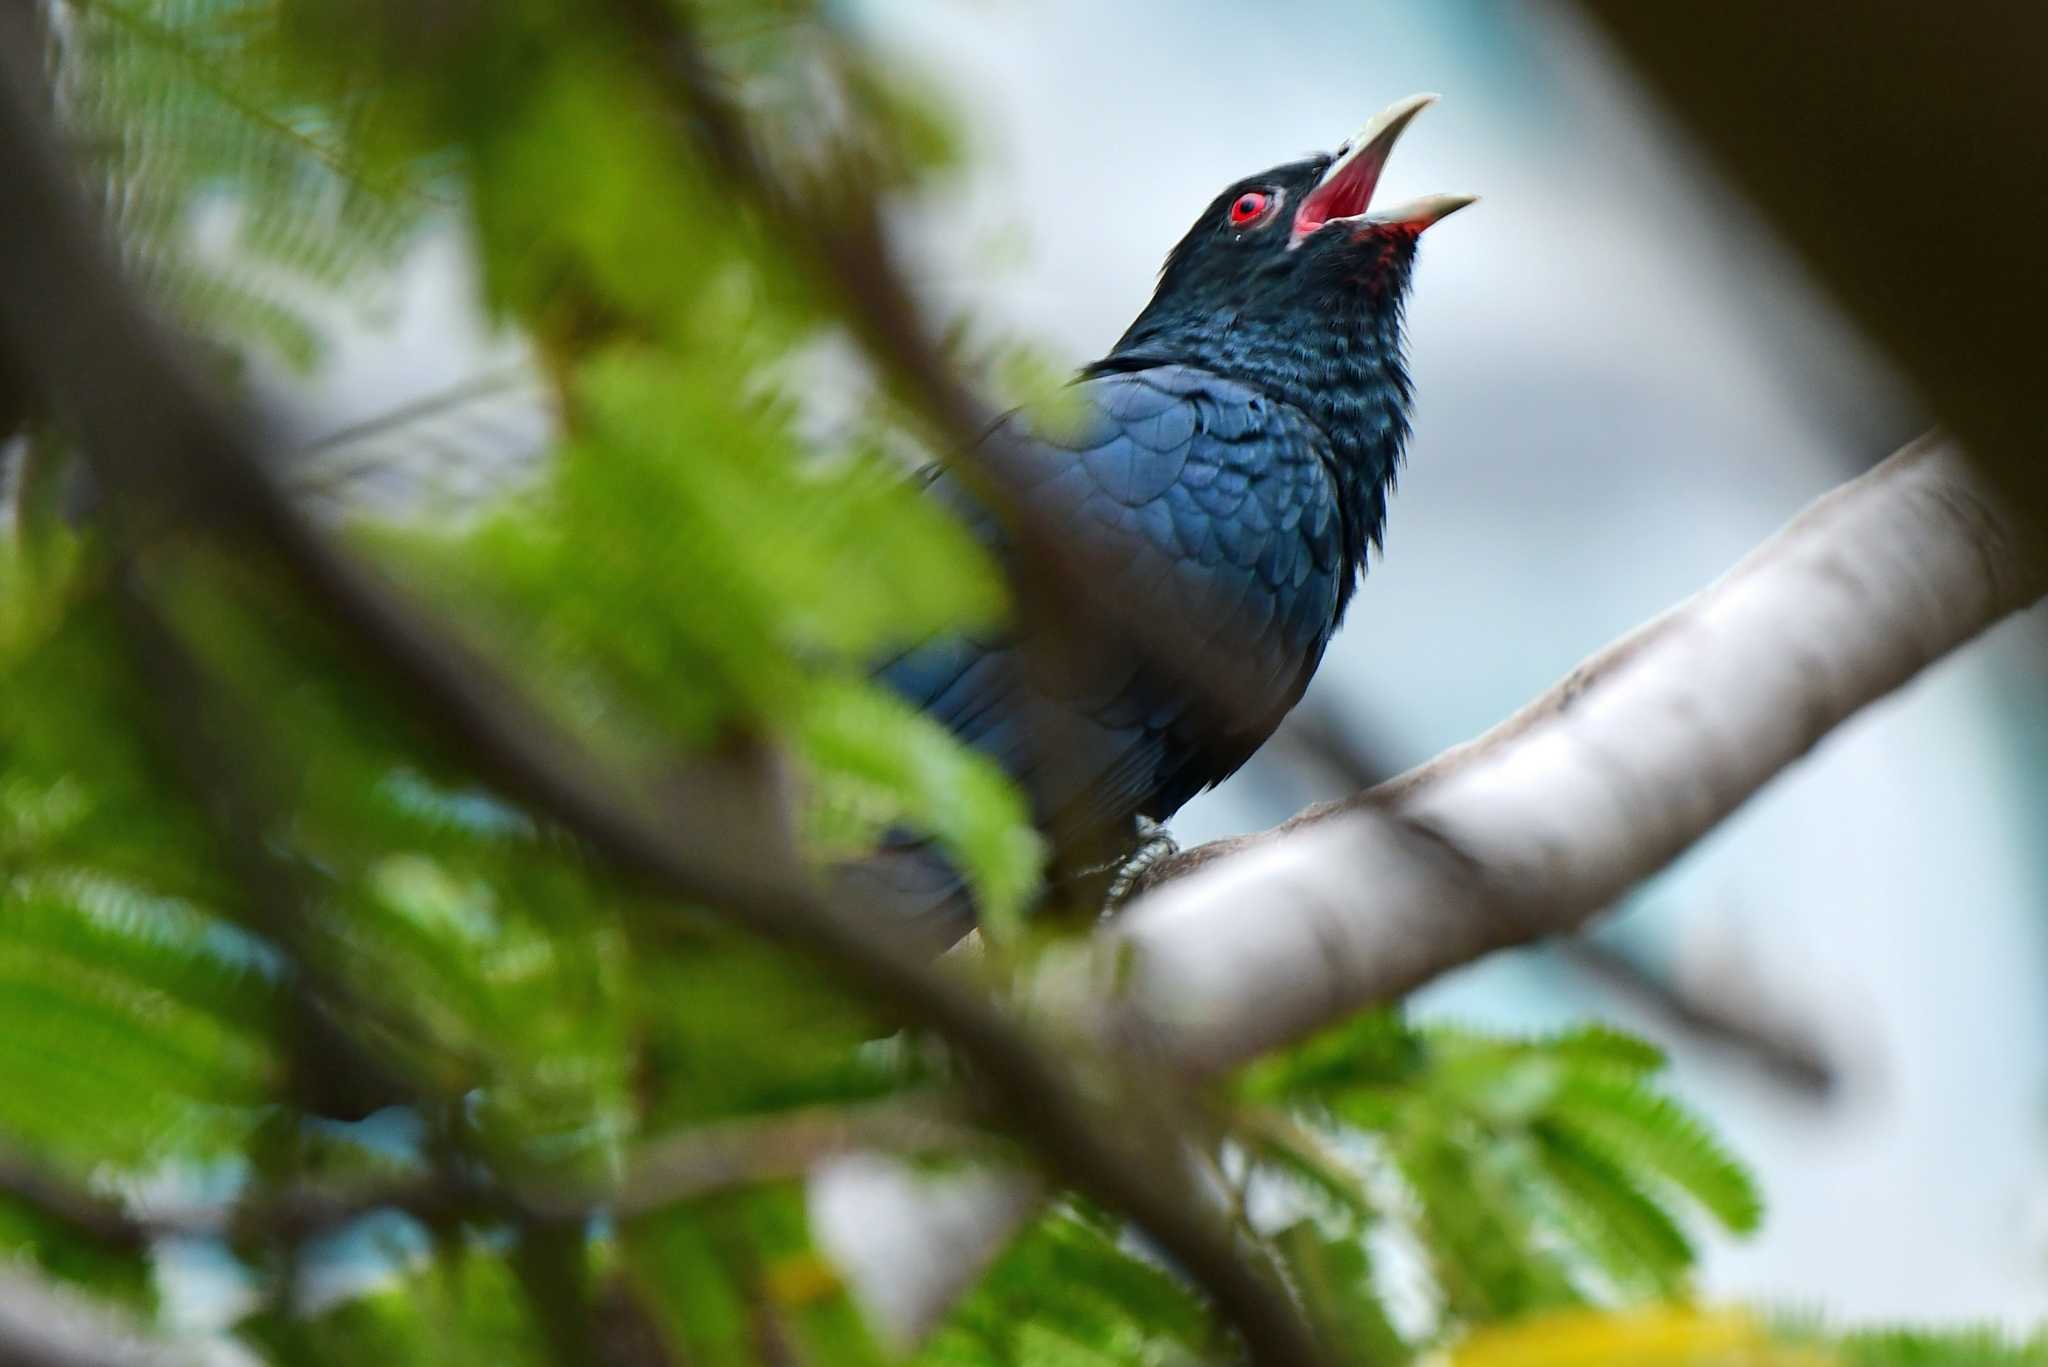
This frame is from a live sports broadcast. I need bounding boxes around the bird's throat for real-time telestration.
[1099,288,1414,600]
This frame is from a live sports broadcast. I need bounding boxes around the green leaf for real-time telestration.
[631,933,915,1134]
[1235,1010,1419,1104]
[1828,1326,2048,1365]
[624,1186,888,1367]
[1543,1072,1762,1236]
[61,0,432,370]
[798,677,1042,937]
[1231,1012,1760,1340]
[1529,1122,1694,1301]
[240,1238,552,1367]
[919,1205,1221,1366]
[1270,1220,1410,1367]
[1390,1122,1581,1324]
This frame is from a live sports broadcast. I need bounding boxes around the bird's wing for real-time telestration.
[877,364,1348,839]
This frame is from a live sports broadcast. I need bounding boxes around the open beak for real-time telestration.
[1291,93,1476,244]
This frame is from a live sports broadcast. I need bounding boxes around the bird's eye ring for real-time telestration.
[1228,190,1271,228]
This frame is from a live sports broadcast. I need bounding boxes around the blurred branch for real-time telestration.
[0,1148,148,1252]
[0,27,1328,1364]
[620,1096,997,1214]
[1554,940,1834,1097]
[0,1268,201,1367]
[0,1139,506,1258]
[0,1097,989,1261]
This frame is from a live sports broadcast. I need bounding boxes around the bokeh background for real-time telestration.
[250,0,2048,1331]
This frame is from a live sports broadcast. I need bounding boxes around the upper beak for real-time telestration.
[1291,93,1476,243]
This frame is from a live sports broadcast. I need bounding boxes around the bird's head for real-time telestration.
[1099,94,1471,433]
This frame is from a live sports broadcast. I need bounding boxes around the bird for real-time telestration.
[847,94,1473,947]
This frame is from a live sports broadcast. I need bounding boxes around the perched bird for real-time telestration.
[854,95,1472,945]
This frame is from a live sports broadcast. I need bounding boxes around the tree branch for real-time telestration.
[1267,704,1839,1096]
[0,1096,991,1270]
[1553,939,1834,1098]
[1106,432,2045,1071]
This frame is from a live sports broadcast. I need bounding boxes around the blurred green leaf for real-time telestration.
[625,1185,889,1367]
[240,1237,551,1367]
[918,1205,1221,1367]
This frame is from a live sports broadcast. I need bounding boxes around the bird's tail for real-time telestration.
[827,833,979,955]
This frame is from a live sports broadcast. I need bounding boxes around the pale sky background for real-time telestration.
[249,0,2048,1334]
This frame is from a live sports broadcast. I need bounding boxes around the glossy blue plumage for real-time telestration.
[847,142,1437,944]
[861,365,1353,941]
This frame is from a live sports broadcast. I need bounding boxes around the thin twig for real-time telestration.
[0,1097,991,1259]
[1554,939,1834,1097]
[618,1096,999,1217]
[296,365,544,456]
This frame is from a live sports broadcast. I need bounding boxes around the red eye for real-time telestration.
[1228,190,1270,227]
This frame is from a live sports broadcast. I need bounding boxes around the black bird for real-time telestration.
[854,95,1472,945]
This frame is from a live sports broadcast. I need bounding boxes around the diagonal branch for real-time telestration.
[0,1095,988,1262]
[1105,432,2045,1073]
[1268,704,1839,1096]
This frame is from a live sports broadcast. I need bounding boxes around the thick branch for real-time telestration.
[1106,433,2044,1072]
[1266,704,1838,1096]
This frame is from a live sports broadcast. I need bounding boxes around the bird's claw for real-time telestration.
[1105,817,1181,912]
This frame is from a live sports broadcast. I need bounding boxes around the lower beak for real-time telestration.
[1292,93,1476,242]
[1360,192,1478,233]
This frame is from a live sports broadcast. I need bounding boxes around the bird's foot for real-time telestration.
[1105,817,1181,912]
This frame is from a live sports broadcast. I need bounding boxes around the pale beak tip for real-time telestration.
[1365,192,1479,232]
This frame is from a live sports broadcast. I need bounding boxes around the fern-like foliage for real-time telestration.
[54,0,436,370]
[1226,1016,1760,1354]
